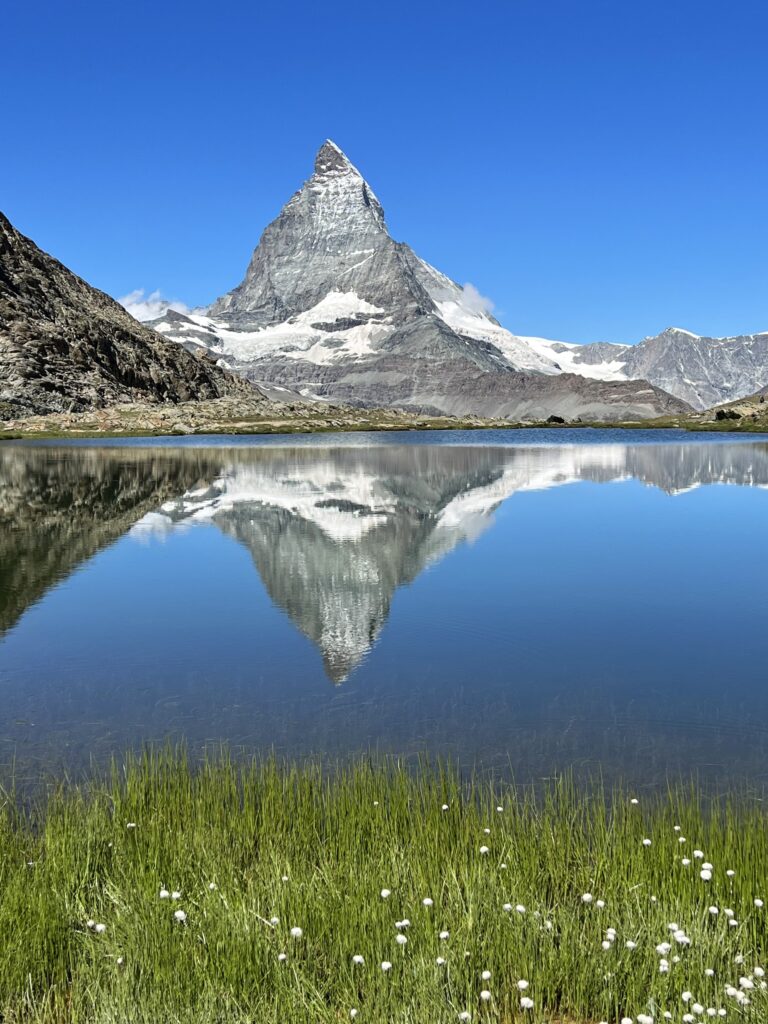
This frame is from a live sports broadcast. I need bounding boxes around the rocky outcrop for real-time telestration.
[0,212,258,417]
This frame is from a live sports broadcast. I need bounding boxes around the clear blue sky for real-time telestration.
[3,0,766,343]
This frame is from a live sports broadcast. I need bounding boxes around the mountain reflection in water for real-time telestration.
[130,442,768,681]
[1,437,767,787]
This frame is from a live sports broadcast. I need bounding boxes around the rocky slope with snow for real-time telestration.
[0,212,257,417]
[528,328,768,410]
[148,141,690,421]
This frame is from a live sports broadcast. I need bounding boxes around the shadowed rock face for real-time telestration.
[0,212,257,417]
[0,446,221,636]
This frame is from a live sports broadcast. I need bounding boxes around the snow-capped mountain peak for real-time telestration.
[144,141,695,419]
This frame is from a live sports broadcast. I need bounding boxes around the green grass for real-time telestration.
[2,751,767,1023]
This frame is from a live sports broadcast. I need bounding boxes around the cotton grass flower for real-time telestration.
[352,954,364,965]
[582,893,593,903]
[380,888,391,899]
[479,845,489,854]
[395,934,407,945]
[350,1010,358,1019]
[171,891,181,900]
[517,979,529,990]
[520,996,534,1009]
[436,956,446,965]
[159,889,170,899]
[94,923,107,934]
[126,822,136,829]
[173,910,186,923]
[422,897,433,907]
[481,970,491,980]
[439,930,450,939]
[278,952,287,962]
[381,960,392,972]
[290,926,303,939]
[480,990,491,1002]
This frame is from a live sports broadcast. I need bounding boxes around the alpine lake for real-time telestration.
[2,427,767,792]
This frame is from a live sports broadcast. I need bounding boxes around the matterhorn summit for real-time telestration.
[149,141,691,420]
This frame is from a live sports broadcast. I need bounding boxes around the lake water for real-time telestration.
[1,429,767,790]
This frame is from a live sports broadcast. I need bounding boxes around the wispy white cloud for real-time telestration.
[461,282,495,316]
[118,289,189,322]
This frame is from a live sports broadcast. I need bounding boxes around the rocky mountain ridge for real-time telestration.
[529,327,768,410]
[0,211,257,417]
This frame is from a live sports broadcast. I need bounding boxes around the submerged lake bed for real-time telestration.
[1,428,767,787]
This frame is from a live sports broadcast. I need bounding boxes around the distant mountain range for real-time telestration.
[527,327,768,410]
[148,140,766,416]
[0,212,255,417]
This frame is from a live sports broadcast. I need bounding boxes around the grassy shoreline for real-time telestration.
[3,418,768,442]
[3,752,767,1023]
[2,413,767,442]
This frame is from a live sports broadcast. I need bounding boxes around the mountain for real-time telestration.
[529,327,768,410]
[149,141,690,421]
[0,211,257,417]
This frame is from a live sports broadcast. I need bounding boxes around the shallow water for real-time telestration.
[1,429,767,788]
